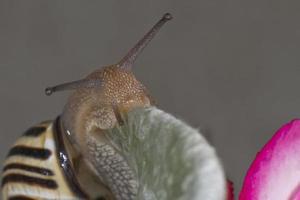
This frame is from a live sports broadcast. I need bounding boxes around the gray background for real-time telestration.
[1,0,300,197]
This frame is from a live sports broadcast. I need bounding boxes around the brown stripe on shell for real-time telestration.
[7,145,51,160]
[23,127,46,137]
[3,163,54,176]
[1,173,58,189]
[9,195,36,200]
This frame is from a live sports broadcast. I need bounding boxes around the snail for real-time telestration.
[2,12,227,200]
[1,13,173,200]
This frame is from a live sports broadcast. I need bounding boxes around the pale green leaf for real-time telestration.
[107,107,226,200]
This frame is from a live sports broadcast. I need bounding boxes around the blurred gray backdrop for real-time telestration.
[1,0,300,197]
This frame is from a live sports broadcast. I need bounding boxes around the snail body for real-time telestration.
[1,13,172,200]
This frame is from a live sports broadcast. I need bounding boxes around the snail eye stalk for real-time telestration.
[118,13,173,70]
[45,79,102,96]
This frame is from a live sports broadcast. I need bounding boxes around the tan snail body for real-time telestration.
[1,13,172,200]
[62,66,152,152]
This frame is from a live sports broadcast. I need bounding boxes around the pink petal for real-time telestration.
[239,119,300,200]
